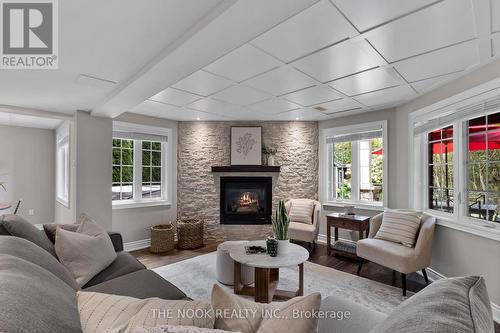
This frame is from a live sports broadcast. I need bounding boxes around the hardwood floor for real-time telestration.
[131,241,499,332]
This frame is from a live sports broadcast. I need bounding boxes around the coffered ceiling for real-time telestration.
[0,0,498,121]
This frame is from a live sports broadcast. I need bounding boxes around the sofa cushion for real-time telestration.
[212,284,321,333]
[83,251,145,288]
[374,210,421,247]
[0,254,82,333]
[0,214,56,257]
[288,221,316,242]
[319,294,386,333]
[370,276,494,333]
[0,236,79,290]
[85,269,188,300]
[288,199,315,224]
[55,218,117,287]
[135,326,235,333]
[77,291,213,333]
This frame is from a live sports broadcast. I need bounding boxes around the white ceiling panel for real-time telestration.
[492,0,500,33]
[251,0,358,63]
[329,67,402,96]
[188,98,253,119]
[313,98,363,113]
[132,100,233,121]
[393,40,479,82]
[149,88,201,106]
[353,85,417,106]
[245,67,317,96]
[131,100,179,115]
[366,0,475,62]
[411,72,462,93]
[211,85,271,105]
[278,108,330,121]
[204,44,282,82]
[332,0,438,32]
[292,39,385,83]
[172,70,233,97]
[249,98,301,114]
[283,85,343,106]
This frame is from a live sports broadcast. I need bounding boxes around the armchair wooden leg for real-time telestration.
[422,269,429,285]
[357,259,364,276]
[308,242,312,253]
[313,241,316,252]
[402,273,407,296]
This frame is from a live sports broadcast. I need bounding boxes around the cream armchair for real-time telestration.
[356,212,436,296]
[285,199,321,253]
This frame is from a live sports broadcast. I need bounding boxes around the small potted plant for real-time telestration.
[272,200,290,254]
[262,146,277,166]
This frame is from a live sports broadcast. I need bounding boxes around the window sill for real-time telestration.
[424,211,500,242]
[322,201,385,212]
[112,200,171,210]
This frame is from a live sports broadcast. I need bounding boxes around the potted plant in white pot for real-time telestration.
[272,200,290,254]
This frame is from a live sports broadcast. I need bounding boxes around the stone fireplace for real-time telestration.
[220,176,272,225]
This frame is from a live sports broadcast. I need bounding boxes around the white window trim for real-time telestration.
[56,123,70,207]
[320,120,388,208]
[409,94,500,241]
[112,122,173,209]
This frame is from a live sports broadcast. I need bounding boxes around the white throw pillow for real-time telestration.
[77,291,214,333]
[55,216,117,286]
[211,284,321,333]
[288,199,315,224]
[134,325,237,333]
[374,210,422,247]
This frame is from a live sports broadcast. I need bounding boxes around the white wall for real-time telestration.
[112,113,178,243]
[74,111,113,230]
[0,125,55,224]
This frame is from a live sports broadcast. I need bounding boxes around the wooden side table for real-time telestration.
[326,213,370,257]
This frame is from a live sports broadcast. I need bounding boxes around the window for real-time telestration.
[112,122,170,208]
[324,121,387,206]
[466,113,500,222]
[427,125,454,213]
[56,124,70,206]
[413,104,500,230]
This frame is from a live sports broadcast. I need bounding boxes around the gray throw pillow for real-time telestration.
[55,217,117,287]
[0,254,82,333]
[370,276,494,333]
[0,236,79,290]
[0,214,56,257]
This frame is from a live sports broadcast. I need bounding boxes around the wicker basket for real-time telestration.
[176,218,204,249]
[150,224,175,253]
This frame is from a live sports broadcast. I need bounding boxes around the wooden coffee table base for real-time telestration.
[234,262,304,303]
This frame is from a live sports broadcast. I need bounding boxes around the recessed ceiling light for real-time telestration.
[295,117,299,120]
[196,117,201,121]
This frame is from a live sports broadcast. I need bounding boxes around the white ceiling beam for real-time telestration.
[92,0,319,118]
[471,0,493,61]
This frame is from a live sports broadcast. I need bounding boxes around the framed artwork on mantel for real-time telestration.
[230,126,262,165]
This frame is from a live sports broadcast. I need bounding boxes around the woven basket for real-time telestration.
[176,218,204,249]
[150,224,175,253]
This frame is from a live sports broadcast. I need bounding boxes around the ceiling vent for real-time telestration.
[313,106,327,112]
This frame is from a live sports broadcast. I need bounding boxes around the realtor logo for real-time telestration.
[1,0,58,69]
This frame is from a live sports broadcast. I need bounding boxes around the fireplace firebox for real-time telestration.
[220,177,272,225]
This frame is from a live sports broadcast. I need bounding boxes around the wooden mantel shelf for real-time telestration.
[211,165,281,173]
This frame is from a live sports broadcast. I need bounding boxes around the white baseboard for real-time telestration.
[124,238,150,252]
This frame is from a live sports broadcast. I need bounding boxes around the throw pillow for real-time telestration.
[55,217,117,286]
[370,276,494,333]
[211,284,321,333]
[134,325,237,333]
[374,210,421,247]
[43,223,79,243]
[1,214,57,256]
[0,254,82,333]
[288,199,315,224]
[77,291,214,333]
[0,236,79,290]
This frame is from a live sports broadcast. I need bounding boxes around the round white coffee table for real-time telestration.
[229,240,309,303]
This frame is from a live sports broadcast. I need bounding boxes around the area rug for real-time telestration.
[153,252,411,314]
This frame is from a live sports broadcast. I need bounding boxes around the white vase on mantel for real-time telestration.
[268,155,275,166]
[277,239,290,254]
